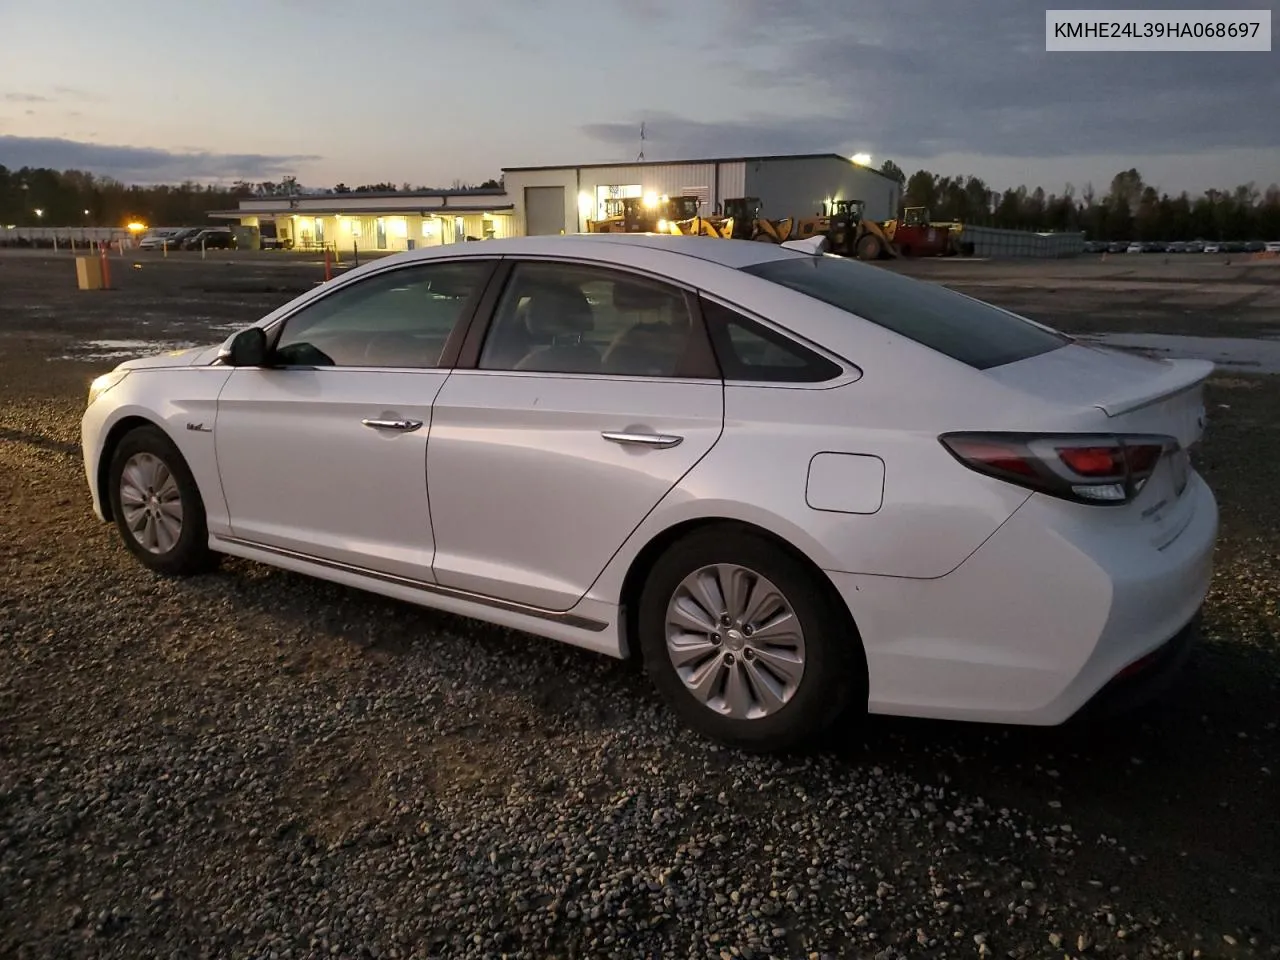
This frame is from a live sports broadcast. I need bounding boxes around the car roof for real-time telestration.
[386,233,810,271]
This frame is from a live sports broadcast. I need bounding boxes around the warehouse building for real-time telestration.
[213,153,900,250]
[210,188,515,252]
[503,153,901,236]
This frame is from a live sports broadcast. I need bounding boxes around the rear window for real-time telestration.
[743,256,1069,370]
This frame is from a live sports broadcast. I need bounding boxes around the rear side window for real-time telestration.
[701,298,842,383]
[742,256,1068,370]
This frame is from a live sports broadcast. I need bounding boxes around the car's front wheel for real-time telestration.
[107,425,218,576]
[638,527,863,752]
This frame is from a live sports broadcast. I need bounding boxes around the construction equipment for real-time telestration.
[585,197,629,233]
[880,207,970,257]
[589,195,712,234]
[659,197,734,237]
[720,197,792,243]
[791,200,898,260]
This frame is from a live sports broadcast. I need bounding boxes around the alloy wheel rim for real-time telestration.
[664,563,806,720]
[119,452,184,554]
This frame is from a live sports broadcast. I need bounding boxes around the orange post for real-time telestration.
[324,245,332,281]
[99,243,112,289]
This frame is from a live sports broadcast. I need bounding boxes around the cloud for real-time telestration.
[0,136,320,183]
[51,85,102,102]
[4,93,51,103]
[583,0,1279,162]
[582,111,851,160]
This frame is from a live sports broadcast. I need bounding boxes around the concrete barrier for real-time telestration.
[957,226,1085,259]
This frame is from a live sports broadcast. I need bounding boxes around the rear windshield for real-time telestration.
[743,256,1069,370]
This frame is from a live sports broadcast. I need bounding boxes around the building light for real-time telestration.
[390,216,408,238]
[126,221,146,232]
[851,152,872,166]
[577,192,593,217]
[643,191,659,209]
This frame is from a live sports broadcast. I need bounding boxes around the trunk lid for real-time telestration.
[984,342,1210,448]
[984,342,1213,548]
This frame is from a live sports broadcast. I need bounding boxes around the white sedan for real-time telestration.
[81,234,1217,751]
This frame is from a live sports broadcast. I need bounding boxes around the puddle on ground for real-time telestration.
[54,339,206,362]
[1077,332,1280,374]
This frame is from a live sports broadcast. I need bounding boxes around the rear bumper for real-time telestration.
[1067,609,1200,724]
[828,472,1217,725]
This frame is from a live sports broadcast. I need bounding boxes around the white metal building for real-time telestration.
[212,153,901,250]
[501,153,902,236]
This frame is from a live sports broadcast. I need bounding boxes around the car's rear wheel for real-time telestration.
[638,527,862,752]
[108,425,218,576]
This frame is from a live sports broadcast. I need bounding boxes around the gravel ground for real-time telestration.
[1,252,1278,958]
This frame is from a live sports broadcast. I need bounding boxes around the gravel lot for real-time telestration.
[2,251,1278,959]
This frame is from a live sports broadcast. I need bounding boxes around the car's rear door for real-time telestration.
[212,258,498,580]
[425,258,725,611]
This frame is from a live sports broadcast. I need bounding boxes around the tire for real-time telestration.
[638,527,864,752]
[856,234,883,261]
[107,425,218,576]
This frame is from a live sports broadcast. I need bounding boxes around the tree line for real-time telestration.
[5,158,1277,241]
[879,160,1280,242]
[0,166,505,227]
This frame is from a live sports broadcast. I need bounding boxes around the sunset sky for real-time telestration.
[2,0,1276,194]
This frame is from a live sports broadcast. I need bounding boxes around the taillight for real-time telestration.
[940,432,1177,506]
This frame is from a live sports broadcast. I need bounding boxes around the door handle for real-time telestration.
[601,431,684,449]
[362,418,423,432]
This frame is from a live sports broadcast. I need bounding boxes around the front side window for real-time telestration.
[272,260,491,368]
[743,255,1068,370]
[478,261,703,377]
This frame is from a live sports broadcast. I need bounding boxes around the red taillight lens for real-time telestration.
[1057,446,1123,477]
[948,440,1039,478]
[940,432,1177,507]
[1123,443,1164,476]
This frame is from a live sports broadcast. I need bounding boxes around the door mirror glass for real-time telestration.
[224,326,269,367]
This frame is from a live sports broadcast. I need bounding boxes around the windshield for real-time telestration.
[743,255,1070,370]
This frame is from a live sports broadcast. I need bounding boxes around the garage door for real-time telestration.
[524,186,566,236]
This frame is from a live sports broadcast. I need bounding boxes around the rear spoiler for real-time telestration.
[1093,358,1215,417]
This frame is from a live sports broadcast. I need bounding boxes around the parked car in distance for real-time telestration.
[79,234,1218,751]
[1108,241,1128,254]
[1244,240,1265,253]
[1202,242,1221,254]
[1185,240,1205,253]
[137,228,187,250]
[182,228,233,250]
[1166,242,1186,253]
[1126,242,1144,253]
[1265,241,1280,254]
[163,227,203,249]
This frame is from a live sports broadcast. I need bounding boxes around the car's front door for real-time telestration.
[213,258,497,580]
[426,259,725,611]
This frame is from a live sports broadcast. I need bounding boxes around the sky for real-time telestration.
[0,0,1276,196]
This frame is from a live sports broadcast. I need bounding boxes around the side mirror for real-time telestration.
[222,327,269,367]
